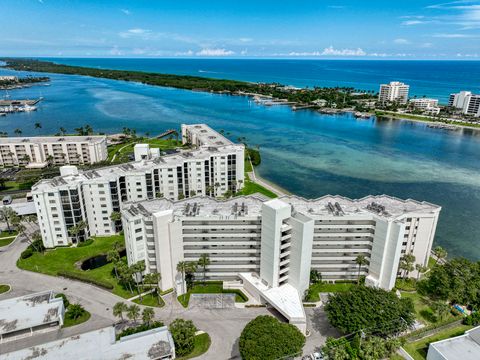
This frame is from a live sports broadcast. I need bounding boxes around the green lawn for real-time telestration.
[177,333,211,360]
[177,282,248,308]
[237,179,277,198]
[108,138,180,163]
[63,307,91,328]
[17,235,133,298]
[304,282,355,302]
[0,230,18,248]
[404,324,472,360]
[133,292,165,308]
[400,291,457,326]
[0,284,11,294]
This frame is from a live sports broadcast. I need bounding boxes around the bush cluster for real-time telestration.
[117,321,165,340]
[57,270,114,290]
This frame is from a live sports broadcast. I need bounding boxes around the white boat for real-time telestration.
[22,105,37,112]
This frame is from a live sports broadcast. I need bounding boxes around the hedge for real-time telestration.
[57,271,114,290]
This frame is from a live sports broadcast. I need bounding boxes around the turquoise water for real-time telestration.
[1,64,480,259]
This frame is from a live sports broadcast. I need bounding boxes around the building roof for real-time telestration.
[1,202,36,216]
[183,123,234,146]
[428,325,480,360]
[2,326,175,360]
[240,272,305,321]
[32,142,242,192]
[123,194,440,222]
[0,291,64,336]
[0,136,106,145]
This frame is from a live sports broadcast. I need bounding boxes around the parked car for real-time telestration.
[2,195,12,205]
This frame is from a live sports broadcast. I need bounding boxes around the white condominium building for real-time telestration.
[32,124,244,248]
[0,136,108,168]
[122,194,440,292]
[449,91,480,117]
[409,98,440,115]
[122,194,440,333]
[378,81,410,104]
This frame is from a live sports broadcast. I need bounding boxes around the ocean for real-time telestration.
[1,59,480,260]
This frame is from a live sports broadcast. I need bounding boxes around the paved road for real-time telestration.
[0,225,334,359]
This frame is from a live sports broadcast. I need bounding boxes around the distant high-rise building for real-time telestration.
[378,81,410,104]
[449,91,480,117]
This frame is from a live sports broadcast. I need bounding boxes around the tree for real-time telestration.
[110,211,121,222]
[399,253,416,279]
[144,272,162,304]
[34,122,42,129]
[0,207,17,232]
[113,302,128,322]
[434,246,448,264]
[355,255,368,284]
[59,127,67,135]
[310,269,322,285]
[198,254,210,285]
[177,261,189,300]
[126,304,140,323]
[239,315,305,360]
[130,261,146,301]
[67,303,86,320]
[14,128,22,136]
[325,286,415,336]
[431,301,450,321]
[142,307,155,326]
[107,250,120,279]
[415,263,428,281]
[68,220,87,244]
[169,318,197,356]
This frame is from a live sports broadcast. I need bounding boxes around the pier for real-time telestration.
[0,98,42,107]
[156,129,178,139]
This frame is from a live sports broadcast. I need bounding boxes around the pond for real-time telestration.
[81,249,126,271]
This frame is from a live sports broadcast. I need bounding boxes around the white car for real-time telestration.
[302,352,323,360]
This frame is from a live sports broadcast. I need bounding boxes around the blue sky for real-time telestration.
[1,0,480,58]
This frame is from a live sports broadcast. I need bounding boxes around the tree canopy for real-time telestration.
[418,257,480,307]
[325,286,415,336]
[239,315,305,360]
[169,318,197,356]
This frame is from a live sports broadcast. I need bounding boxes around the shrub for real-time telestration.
[117,321,164,340]
[239,315,305,360]
[77,239,94,247]
[463,312,480,326]
[57,270,114,290]
[55,293,70,308]
[246,148,261,166]
[21,248,33,259]
[169,318,197,356]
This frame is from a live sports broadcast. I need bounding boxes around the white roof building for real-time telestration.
[1,325,176,360]
[0,291,64,343]
[379,81,410,104]
[427,325,480,360]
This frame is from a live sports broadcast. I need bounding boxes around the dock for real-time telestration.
[0,98,42,107]
[156,129,179,139]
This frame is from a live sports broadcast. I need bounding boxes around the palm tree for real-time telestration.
[14,128,22,136]
[198,254,210,286]
[399,253,416,279]
[434,246,448,265]
[68,220,87,244]
[355,255,367,284]
[142,307,155,326]
[415,264,428,281]
[112,302,128,322]
[34,122,42,130]
[130,261,146,301]
[59,127,67,135]
[67,304,86,320]
[126,304,140,323]
[177,261,189,301]
[110,211,121,222]
[107,250,120,278]
[0,207,17,232]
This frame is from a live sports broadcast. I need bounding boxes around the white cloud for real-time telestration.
[320,46,366,56]
[394,38,411,44]
[240,49,248,55]
[175,50,194,56]
[119,28,153,39]
[239,38,253,43]
[109,46,123,56]
[196,48,235,56]
[401,20,427,25]
[420,42,434,48]
[121,9,131,15]
[432,33,477,37]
